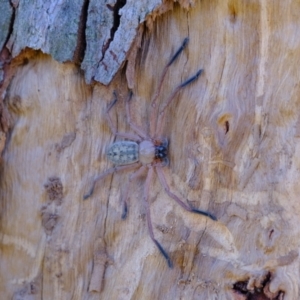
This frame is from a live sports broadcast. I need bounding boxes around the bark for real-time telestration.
[1,1,300,299]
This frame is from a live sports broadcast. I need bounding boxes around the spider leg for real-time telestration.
[125,91,150,140]
[150,38,189,137]
[121,165,147,219]
[83,162,141,200]
[154,69,203,138]
[106,93,142,142]
[156,166,217,221]
[144,167,173,268]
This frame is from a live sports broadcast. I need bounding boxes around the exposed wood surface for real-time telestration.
[1,1,300,299]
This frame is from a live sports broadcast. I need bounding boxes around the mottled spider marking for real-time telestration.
[106,141,139,165]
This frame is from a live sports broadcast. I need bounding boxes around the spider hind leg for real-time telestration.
[191,208,217,221]
[153,239,173,268]
[167,37,189,67]
[179,69,203,88]
[121,202,128,220]
[144,167,174,268]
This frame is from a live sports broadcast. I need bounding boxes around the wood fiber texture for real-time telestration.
[1,1,300,299]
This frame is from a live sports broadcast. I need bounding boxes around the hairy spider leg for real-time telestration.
[121,165,147,219]
[150,38,189,137]
[155,69,203,138]
[125,91,150,140]
[156,167,217,221]
[83,163,141,200]
[143,167,173,268]
[106,93,142,142]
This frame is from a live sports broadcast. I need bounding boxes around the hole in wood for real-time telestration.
[217,113,232,135]
[225,120,230,134]
[232,272,284,300]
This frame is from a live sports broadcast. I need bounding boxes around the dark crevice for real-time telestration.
[102,0,126,57]
[268,229,274,239]
[258,124,262,138]
[0,2,16,132]
[225,120,230,134]
[73,0,89,63]
[233,280,248,295]
[233,272,284,299]
[138,24,150,65]
[6,1,16,46]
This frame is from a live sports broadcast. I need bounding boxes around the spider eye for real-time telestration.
[155,145,167,160]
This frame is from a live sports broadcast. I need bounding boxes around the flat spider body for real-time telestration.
[84,38,217,268]
[107,139,169,166]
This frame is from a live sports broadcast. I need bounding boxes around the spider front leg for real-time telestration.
[154,68,203,138]
[149,38,189,137]
[125,91,149,140]
[106,93,142,142]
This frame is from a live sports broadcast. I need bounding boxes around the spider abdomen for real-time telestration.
[106,141,139,165]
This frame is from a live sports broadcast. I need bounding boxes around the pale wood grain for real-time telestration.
[1,1,300,299]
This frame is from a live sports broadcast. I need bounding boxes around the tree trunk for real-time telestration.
[1,1,300,299]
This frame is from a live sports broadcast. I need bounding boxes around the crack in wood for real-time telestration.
[73,0,90,63]
[103,0,127,58]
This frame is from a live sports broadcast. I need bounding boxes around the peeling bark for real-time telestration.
[0,0,13,51]
[7,0,85,62]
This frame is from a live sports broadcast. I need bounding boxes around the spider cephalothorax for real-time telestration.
[154,140,168,164]
[84,38,216,268]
